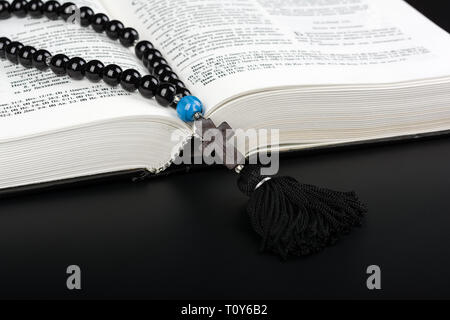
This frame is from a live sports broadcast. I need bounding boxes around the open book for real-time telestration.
[1,0,450,191]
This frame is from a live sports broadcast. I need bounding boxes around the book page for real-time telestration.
[0,0,184,140]
[104,0,450,113]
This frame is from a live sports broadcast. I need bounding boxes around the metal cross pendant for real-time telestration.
[194,118,244,170]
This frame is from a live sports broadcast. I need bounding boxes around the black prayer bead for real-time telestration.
[18,46,37,68]
[120,69,141,92]
[171,79,185,87]
[135,41,153,60]
[167,77,183,86]
[50,53,69,75]
[138,75,159,99]
[177,87,191,97]
[0,37,11,58]
[171,79,186,90]
[79,6,94,27]
[159,70,179,83]
[59,2,77,21]
[172,79,190,96]
[66,57,86,80]
[43,0,60,20]
[153,63,172,77]
[105,20,124,40]
[32,49,51,70]
[27,0,44,18]
[103,64,122,86]
[10,0,28,18]
[148,58,167,73]
[142,48,162,69]
[5,41,24,64]
[119,27,139,47]
[84,59,104,82]
[0,0,11,19]
[155,83,177,107]
[91,13,109,33]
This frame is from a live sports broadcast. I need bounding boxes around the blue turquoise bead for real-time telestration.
[176,96,204,122]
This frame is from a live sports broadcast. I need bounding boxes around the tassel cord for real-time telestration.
[237,165,367,259]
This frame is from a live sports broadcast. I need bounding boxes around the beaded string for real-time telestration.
[0,0,204,122]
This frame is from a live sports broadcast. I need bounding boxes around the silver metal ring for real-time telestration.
[45,56,52,66]
[173,94,183,105]
[234,164,245,174]
[255,177,272,190]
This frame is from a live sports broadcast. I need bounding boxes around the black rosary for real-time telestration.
[0,0,203,122]
[0,0,367,259]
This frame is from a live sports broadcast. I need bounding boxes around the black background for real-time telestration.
[1,0,450,300]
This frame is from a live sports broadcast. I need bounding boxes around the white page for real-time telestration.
[0,0,185,141]
[104,0,450,114]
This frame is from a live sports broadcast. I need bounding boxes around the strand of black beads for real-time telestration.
[0,35,175,106]
[0,0,196,114]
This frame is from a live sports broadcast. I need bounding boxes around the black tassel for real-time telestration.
[237,165,367,259]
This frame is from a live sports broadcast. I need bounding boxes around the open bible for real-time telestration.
[1,0,450,191]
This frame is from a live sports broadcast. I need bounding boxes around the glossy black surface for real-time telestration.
[172,79,190,96]
[105,20,124,40]
[27,0,44,18]
[155,82,176,107]
[84,60,104,82]
[120,69,141,92]
[5,41,23,64]
[10,0,28,17]
[159,70,179,83]
[66,57,86,80]
[58,1,76,21]
[3,135,450,300]
[135,40,154,60]
[32,49,51,70]
[176,87,191,98]
[91,13,109,33]
[17,45,37,68]
[0,0,11,19]
[43,0,60,20]
[142,48,162,69]
[153,63,172,77]
[102,64,122,86]
[170,79,185,90]
[138,74,159,99]
[0,37,11,58]
[49,53,69,76]
[119,27,139,47]
[149,58,167,74]
[79,6,94,27]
